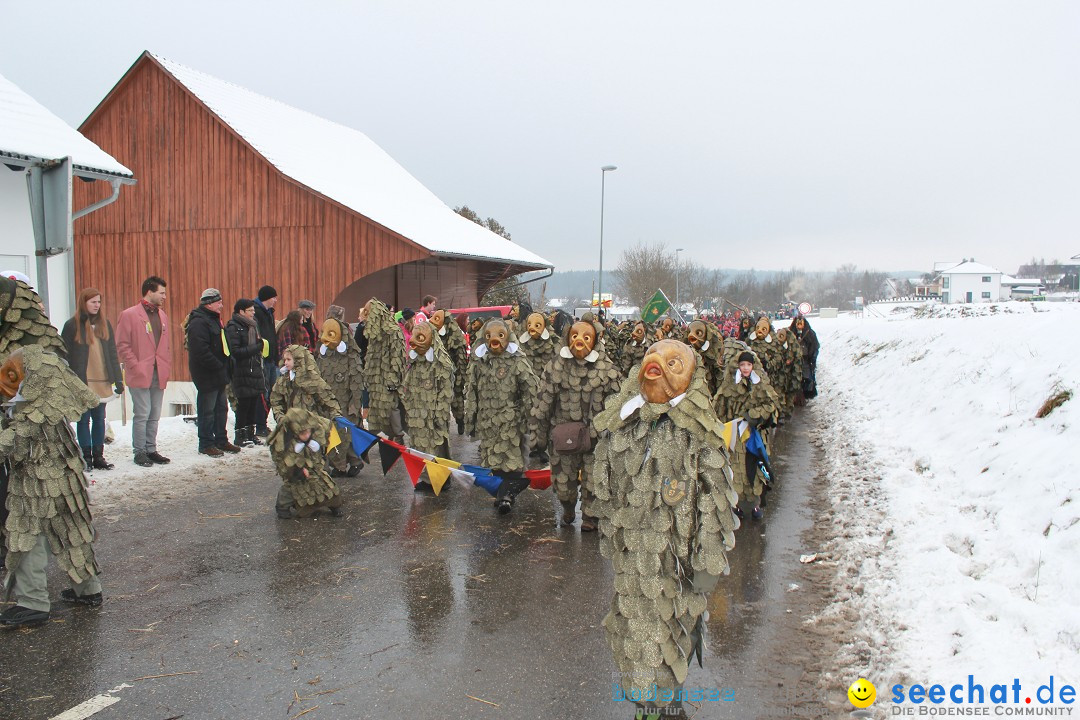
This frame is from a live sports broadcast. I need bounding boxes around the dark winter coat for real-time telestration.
[225,315,265,399]
[794,322,819,371]
[254,300,278,364]
[353,321,368,364]
[186,306,230,390]
[60,315,123,387]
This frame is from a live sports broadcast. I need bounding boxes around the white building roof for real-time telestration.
[1001,275,1043,287]
[152,54,550,269]
[0,71,132,178]
[938,261,1002,276]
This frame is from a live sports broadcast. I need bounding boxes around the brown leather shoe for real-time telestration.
[199,447,224,457]
[218,441,242,454]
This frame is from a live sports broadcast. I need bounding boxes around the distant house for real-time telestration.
[936,261,1003,304]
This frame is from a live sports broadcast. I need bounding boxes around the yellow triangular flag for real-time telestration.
[327,425,342,453]
[433,456,462,469]
[425,461,452,495]
[720,421,734,451]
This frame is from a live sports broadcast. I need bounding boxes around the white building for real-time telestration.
[936,261,1003,304]
[1000,275,1045,299]
[0,71,134,317]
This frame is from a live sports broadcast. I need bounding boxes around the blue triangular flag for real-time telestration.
[746,427,770,463]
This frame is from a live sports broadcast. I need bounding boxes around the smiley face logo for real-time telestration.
[847,678,876,708]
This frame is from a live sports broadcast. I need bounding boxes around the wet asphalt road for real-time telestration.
[1,411,823,720]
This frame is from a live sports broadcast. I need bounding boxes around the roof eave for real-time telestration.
[0,150,135,182]
[433,250,552,270]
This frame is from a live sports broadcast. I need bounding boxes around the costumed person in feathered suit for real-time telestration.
[1,346,103,627]
[428,309,469,436]
[314,309,365,477]
[592,340,738,718]
[465,319,537,514]
[0,276,66,574]
[517,311,559,377]
[684,319,724,395]
[267,407,342,519]
[713,349,780,521]
[401,322,454,489]
[773,326,804,420]
[747,316,783,377]
[361,299,406,441]
[614,321,650,378]
[530,321,622,531]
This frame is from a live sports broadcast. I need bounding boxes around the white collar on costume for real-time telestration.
[408,348,435,362]
[474,343,516,359]
[733,369,760,385]
[700,340,710,352]
[294,439,321,453]
[559,346,599,363]
[619,392,687,420]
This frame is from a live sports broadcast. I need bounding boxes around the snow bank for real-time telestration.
[85,415,274,511]
[812,301,1079,687]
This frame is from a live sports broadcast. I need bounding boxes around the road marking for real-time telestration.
[48,694,120,720]
[48,684,132,720]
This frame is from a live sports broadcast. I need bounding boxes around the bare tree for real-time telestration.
[613,241,678,307]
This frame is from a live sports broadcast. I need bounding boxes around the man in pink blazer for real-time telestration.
[115,276,172,467]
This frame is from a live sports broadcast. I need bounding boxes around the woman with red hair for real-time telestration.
[61,288,124,470]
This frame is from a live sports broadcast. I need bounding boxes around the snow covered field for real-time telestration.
[810,301,1079,694]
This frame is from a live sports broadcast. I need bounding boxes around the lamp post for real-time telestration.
[598,165,617,319]
[675,247,684,319]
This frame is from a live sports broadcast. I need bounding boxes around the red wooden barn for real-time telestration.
[73,51,551,384]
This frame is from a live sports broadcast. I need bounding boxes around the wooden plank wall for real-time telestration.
[72,55,429,381]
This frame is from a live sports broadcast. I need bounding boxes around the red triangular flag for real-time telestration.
[525,468,552,490]
[401,452,427,487]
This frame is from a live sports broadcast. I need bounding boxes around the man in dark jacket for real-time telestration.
[791,315,820,400]
[187,289,240,457]
[253,285,278,436]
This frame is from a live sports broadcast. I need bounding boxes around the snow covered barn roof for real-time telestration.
[937,261,1002,276]
[148,54,550,270]
[0,71,132,179]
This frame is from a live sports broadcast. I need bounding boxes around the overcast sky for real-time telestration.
[3,1,1078,273]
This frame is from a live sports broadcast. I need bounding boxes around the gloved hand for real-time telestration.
[261,339,270,358]
[113,382,124,395]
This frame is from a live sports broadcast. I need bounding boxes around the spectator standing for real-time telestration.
[61,288,124,470]
[298,299,318,348]
[115,275,171,468]
[414,295,437,324]
[277,310,308,357]
[253,285,278,436]
[225,298,265,447]
[186,288,240,457]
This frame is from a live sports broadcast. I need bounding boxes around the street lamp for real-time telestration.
[598,165,617,319]
[675,247,684,318]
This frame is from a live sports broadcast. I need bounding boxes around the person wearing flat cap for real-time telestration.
[185,288,241,457]
[298,299,318,350]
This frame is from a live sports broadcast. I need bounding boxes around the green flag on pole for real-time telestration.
[640,289,672,322]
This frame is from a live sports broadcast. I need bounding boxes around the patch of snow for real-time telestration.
[811,301,1080,686]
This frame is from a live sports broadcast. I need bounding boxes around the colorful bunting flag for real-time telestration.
[327,425,342,453]
[720,421,735,451]
[425,462,452,495]
[524,468,552,490]
[449,468,476,489]
[496,471,531,500]
[401,452,427,486]
[432,456,462,470]
[379,441,403,474]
